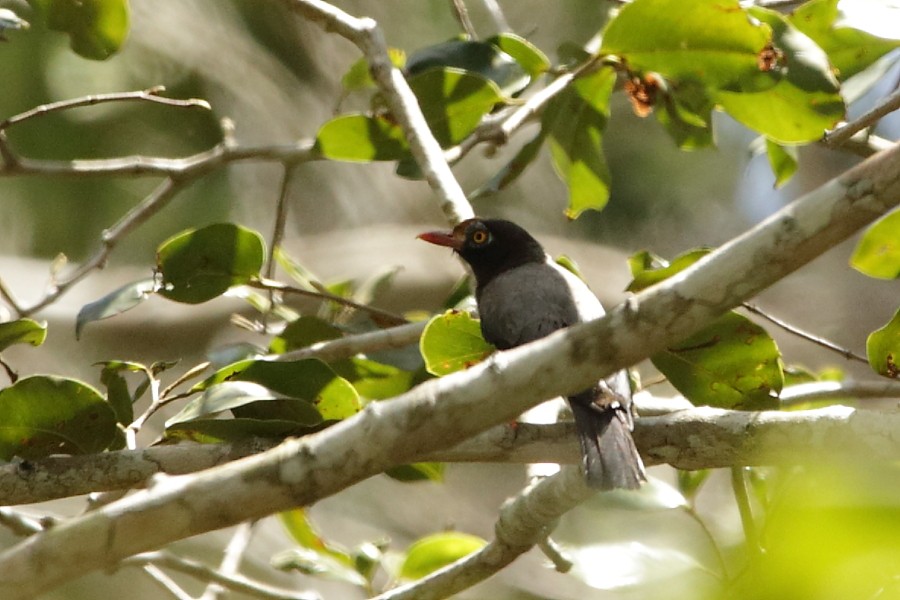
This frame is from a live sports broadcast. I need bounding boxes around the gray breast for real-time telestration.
[476,260,604,350]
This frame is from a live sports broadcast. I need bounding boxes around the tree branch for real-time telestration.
[0,141,897,598]
[284,0,474,224]
[374,466,592,600]
[2,404,898,506]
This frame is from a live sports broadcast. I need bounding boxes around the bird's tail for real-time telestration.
[569,397,646,491]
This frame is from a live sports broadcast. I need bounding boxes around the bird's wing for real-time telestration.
[477,261,584,349]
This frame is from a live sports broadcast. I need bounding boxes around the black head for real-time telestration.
[418,218,546,287]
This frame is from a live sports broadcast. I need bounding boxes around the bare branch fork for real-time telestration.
[0,128,896,597]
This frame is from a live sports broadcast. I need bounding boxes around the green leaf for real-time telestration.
[76,278,155,339]
[677,469,712,501]
[850,209,900,279]
[790,0,900,81]
[341,48,406,92]
[470,132,546,199]
[406,39,528,95]
[626,248,711,292]
[716,8,844,144]
[271,548,367,587]
[656,82,716,150]
[270,316,343,354]
[31,0,129,60]
[166,381,293,427]
[157,223,265,304]
[315,114,410,162]
[866,308,900,378]
[0,375,117,460]
[0,318,47,352]
[399,532,487,580]
[386,462,445,482]
[766,138,799,188]
[228,359,359,419]
[164,418,306,444]
[543,66,616,218]
[601,0,772,92]
[487,33,551,79]
[652,312,783,410]
[408,68,504,147]
[97,360,148,425]
[336,358,415,401]
[280,509,354,567]
[420,311,493,376]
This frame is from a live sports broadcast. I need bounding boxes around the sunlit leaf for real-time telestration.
[790,0,900,81]
[851,209,900,279]
[315,114,410,162]
[399,532,487,580]
[76,278,155,338]
[406,38,527,95]
[280,509,354,566]
[866,307,900,378]
[341,48,406,92]
[0,319,47,352]
[487,33,551,79]
[543,66,616,218]
[601,0,772,92]
[408,68,504,147]
[420,311,493,376]
[97,360,149,425]
[627,248,711,292]
[716,8,844,143]
[31,0,129,60]
[270,316,343,354]
[766,138,799,188]
[652,312,783,410]
[0,375,116,460]
[157,223,265,304]
[386,462,445,482]
[733,463,900,599]
[271,548,367,587]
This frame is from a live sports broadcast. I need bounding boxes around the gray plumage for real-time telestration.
[419,218,646,490]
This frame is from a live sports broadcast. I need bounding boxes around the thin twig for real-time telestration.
[142,564,195,600]
[247,278,409,326]
[124,551,321,600]
[481,0,510,32]
[741,302,868,364]
[0,508,43,536]
[200,521,258,600]
[825,88,900,147]
[537,535,572,573]
[266,164,297,281]
[0,86,211,131]
[449,0,477,38]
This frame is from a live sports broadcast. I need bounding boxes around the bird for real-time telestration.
[418,218,645,490]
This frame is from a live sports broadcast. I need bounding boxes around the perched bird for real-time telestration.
[418,218,645,490]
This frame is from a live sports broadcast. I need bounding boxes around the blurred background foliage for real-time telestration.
[1,1,900,599]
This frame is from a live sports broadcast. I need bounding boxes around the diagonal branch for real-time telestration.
[284,0,474,224]
[0,141,897,598]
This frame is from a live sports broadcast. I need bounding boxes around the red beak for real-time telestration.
[417,230,463,251]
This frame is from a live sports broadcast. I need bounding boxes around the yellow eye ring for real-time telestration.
[471,230,489,244]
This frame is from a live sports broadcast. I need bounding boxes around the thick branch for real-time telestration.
[0,142,897,598]
[2,405,897,506]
